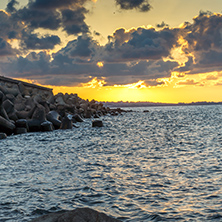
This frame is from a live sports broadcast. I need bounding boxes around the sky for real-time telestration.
[0,0,222,103]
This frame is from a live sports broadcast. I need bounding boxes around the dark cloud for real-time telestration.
[182,13,222,53]
[115,0,151,12]
[105,27,179,61]
[2,4,222,87]
[0,38,17,56]
[29,0,87,10]
[6,0,90,36]
[21,32,61,50]
[61,8,89,35]
[156,21,169,28]
[6,0,19,12]
[69,36,93,57]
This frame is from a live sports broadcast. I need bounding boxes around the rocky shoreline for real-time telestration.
[31,208,121,222]
[0,80,128,138]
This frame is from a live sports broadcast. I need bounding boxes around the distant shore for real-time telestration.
[102,101,222,108]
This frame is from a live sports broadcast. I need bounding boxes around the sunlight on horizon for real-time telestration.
[14,73,222,103]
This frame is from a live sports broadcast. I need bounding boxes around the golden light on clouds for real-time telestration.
[114,80,147,89]
[97,61,104,68]
[11,72,222,103]
[81,77,106,88]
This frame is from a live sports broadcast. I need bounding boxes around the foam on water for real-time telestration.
[1,105,222,221]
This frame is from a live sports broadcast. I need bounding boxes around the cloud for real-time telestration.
[21,32,61,50]
[115,0,151,12]
[105,27,179,62]
[0,38,17,56]
[177,79,200,86]
[156,21,169,28]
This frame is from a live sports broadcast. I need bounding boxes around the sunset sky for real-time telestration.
[0,0,222,103]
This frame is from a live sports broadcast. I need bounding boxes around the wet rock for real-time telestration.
[0,132,7,140]
[30,207,121,222]
[0,116,15,135]
[92,120,103,127]
[60,115,73,130]
[41,121,54,132]
[46,110,61,129]
[15,119,29,129]
[27,119,42,132]
[14,127,27,135]
[72,114,84,122]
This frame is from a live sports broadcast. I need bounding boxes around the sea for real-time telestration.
[1,105,222,222]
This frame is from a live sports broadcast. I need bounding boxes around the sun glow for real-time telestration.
[96,61,104,68]
[10,72,222,103]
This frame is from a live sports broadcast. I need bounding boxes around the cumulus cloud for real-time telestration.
[105,27,179,62]
[115,0,151,12]
[2,3,222,88]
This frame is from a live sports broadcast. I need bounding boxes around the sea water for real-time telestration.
[1,105,222,221]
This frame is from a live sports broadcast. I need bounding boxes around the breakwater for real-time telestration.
[0,76,127,138]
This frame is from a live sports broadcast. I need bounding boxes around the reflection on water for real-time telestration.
[1,105,222,221]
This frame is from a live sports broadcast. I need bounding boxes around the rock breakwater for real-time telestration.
[0,79,128,138]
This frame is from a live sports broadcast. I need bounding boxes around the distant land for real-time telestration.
[102,101,222,107]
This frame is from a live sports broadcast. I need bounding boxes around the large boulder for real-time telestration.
[60,115,73,130]
[92,120,103,127]
[46,110,61,129]
[30,208,121,222]
[0,116,15,135]
[0,132,7,140]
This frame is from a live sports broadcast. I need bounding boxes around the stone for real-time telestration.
[15,119,29,129]
[18,82,29,97]
[3,99,14,114]
[30,207,121,222]
[32,104,46,122]
[72,114,84,122]
[5,94,15,103]
[46,110,61,129]
[27,119,42,132]
[14,127,27,135]
[0,116,15,135]
[41,121,54,132]
[60,115,73,130]
[92,120,103,127]
[0,133,7,140]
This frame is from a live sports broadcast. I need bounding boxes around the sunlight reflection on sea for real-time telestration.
[1,105,222,221]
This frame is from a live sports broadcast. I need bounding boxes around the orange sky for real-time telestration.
[1,0,222,103]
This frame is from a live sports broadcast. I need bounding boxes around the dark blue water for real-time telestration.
[1,105,222,221]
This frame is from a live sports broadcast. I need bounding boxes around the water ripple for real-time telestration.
[1,105,222,221]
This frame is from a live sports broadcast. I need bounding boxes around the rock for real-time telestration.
[92,120,103,127]
[0,132,7,139]
[14,127,27,135]
[27,119,42,132]
[32,104,46,122]
[60,115,73,130]
[84,109,92,118]
[41,121,54,132]
[30,207,121,222]
[0,116,15,135]
[8,111,18,121]
[18,82,29,97]
[15,119,29,129]
[46,110,61,129]
[72,114,84,122]
[3,99,14,114]
[5,94,15,103]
